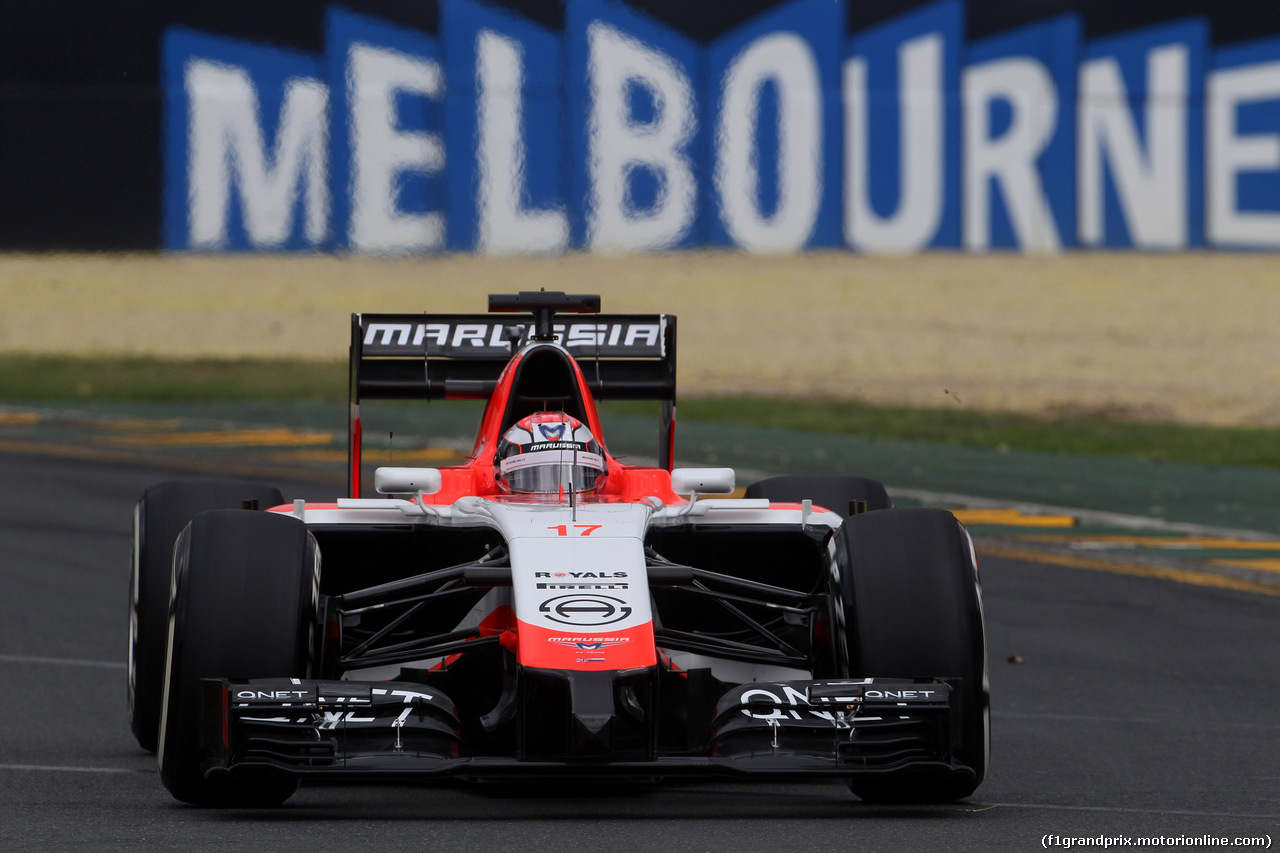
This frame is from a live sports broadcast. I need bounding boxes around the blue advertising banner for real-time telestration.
[565,0,702,252]
[326,9,445,254]
[704,0,845,251]
[162,29,328,251]
[441,0,568,253]
[1207,36,1280,248]
[1079,20,1208,249]
[845,0,964,251]
[963,14,1080,252]
[152,0,1280,255]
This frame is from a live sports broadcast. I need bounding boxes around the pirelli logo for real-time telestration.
[359,315,666,358]
[536,583,630,590]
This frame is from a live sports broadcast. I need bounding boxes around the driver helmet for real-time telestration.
[495,412,607,495]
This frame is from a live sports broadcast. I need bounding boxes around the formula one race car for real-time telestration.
[128,292,988,807]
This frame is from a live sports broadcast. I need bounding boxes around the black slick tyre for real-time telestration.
[157,509,318,807]
[130,480,284,752]
[834,508,989,803]
[745,475,891,516]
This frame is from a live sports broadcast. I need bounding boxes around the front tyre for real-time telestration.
[130,480,283,752]
[157,509,319,807]
[834,508,989,803]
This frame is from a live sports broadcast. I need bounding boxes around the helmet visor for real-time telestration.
[498,449,605,494]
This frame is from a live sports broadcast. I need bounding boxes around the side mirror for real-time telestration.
[374,467,443,496]
[670,467,736,496]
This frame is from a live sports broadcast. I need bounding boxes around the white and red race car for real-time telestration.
[128,292,988,807]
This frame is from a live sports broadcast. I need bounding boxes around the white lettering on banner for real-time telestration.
[186,60,329,249]
[845,34,945,252]
[716,33,823,252]
[964,57,1061,251]
[1208,60,1280,248]
[349,43,444,253]
[167,12,1280,257]
[1079,45,1189,248]
[586,22,697,252]
[476,29,569,254]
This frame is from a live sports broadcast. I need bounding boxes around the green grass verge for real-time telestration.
[673,398,1280,469]
[4,355,1279,469]
[0,355,347,402]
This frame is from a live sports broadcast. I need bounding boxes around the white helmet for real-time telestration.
[494,412,607,494]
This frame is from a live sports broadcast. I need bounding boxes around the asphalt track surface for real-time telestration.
[2,451,1278,851]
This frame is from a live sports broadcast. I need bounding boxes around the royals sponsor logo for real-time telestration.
[535,572,627,578]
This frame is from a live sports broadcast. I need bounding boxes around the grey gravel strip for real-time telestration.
[0,764,147,774]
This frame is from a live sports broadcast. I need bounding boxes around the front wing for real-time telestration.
[200,676,976,788]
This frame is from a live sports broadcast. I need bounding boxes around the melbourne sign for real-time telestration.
[162,0,1280,254]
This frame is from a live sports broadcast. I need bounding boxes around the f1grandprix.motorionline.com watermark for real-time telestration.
[1043,836,1271,849]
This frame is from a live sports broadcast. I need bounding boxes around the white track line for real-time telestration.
[994,710,1280,729]
[0,653,125,669]
[988,801,1279,820]
[890,486,1278,541]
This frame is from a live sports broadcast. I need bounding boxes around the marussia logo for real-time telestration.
[550,639,630,651]
[538,423,567,441]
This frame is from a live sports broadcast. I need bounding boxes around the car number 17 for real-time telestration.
[547,525,603,537]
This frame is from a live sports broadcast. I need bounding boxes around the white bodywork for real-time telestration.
[313,475,843,681]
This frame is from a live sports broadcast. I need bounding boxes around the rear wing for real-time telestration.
[347,312,678,496]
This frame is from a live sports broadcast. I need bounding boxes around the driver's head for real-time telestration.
[494,412,607,494]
